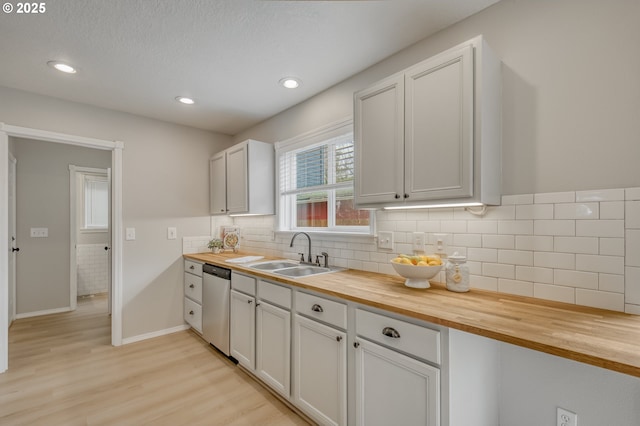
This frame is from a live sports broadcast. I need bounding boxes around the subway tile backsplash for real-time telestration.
[211,187,640,315]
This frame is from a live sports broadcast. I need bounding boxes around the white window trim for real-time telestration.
[79,172,109,232]
[275,117,374,235]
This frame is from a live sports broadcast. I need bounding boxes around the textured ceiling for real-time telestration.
[0,0,499,135]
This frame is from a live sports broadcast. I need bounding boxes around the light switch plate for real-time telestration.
[125,227,136,241]
[30,227,48,238]
[167,227,177,240]
[378,231,394,250]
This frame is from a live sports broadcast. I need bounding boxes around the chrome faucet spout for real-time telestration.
[289,232,312,264]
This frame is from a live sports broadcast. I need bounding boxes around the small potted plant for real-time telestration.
[208,238,224,254]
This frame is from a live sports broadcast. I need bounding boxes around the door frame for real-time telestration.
[8,152,16,326]
[69,166,110,311]
[0,123,124,373]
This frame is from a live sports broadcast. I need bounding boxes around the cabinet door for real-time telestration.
[225,142,249,214]
[210,152,227,214]
[354,74,405,206]
[355,339,440,426]
[256,301,291,397]
[404,44,474,202]
[230,290,255,370]
[293,315,347,426]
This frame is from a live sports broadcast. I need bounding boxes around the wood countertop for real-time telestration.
[184,251,640,378]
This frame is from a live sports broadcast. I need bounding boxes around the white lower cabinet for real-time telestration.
[293,314,347,426]
[354,338,440,426]
[256,299,291,397]
[230,289,256,370]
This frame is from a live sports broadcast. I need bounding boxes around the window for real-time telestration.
[277,119,372,234]
[82,174,108,230]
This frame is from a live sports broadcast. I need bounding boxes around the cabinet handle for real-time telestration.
[403,194,409,199]
[382,327,401,338]
[311,304,324,313]
[353,341,360,348]
[256,302,260,307]
[220,209,225,212]
[336,336,342,342]
[247,299,252,304]
[189,310,194,316]
[394,194,400,199]
[189,284,195,289]
[189,265,195,270]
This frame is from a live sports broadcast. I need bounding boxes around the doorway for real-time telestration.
[0,123,124,373]
[70,166,112,313]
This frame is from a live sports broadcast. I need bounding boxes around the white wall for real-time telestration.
[500,342,640,426]
[0,85,232,338]
[235,0,640,195]
[12,137,111,314]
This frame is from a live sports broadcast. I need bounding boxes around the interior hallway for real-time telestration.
[0,295,308,425]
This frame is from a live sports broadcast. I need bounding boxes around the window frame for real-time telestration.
[275,118,374,236]
[80,173,109,232]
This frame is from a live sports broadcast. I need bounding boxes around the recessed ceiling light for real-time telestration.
[176,96,195,105]
[279,77,301,89]
[47,61,76,74]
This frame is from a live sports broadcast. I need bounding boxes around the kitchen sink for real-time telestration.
[250,260,300,270]
[249,260,341,278]
[273,265,335,277]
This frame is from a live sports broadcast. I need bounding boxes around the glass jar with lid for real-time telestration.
[445,252,470,292]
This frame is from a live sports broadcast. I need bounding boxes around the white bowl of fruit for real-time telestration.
[390,254,443,289]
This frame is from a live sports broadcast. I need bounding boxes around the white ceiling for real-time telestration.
[0,0,499,135]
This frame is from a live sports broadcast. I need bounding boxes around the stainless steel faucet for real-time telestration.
[289,232,312,264]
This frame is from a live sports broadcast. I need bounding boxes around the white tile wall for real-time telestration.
[198,187,640,315]
[77,244,108,296]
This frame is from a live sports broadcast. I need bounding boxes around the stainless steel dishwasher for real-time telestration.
[202,263,231,356]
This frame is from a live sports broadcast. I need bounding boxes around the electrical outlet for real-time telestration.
[412,232,426,252]
[377,231,394,250]
[167,227,177,240]
[557,407,577,426]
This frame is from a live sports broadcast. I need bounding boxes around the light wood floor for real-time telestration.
[0,295,309,425]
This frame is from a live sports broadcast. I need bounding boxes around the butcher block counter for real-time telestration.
[184,251,640,378]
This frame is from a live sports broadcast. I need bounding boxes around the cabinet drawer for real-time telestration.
[356,309,440,365]
[258,280,291,309]
[184,297,202,333]
[232,272,256,296]
[184,272,203,304]
[296,291,347,329]
[184,260,203,276]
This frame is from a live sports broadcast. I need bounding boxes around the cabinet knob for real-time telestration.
[221,209,225,212]
[189,284,195,289]
[382,327,401,338]
[394,194,400,199]
[189,265,195,270]
[336,336,342,342]
[311,304,324,313]
[403,194,409,199]
[189,310,194,316]
[247,299,252,304]
[353,341,360,348]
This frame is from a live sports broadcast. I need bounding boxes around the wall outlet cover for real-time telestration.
[557,407,577,426]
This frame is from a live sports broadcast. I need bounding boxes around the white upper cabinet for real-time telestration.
[354,36,501,208]
[210,139,275,215]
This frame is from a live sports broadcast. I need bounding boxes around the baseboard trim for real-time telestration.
[122,324,191,345]
[15,306,72,319]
